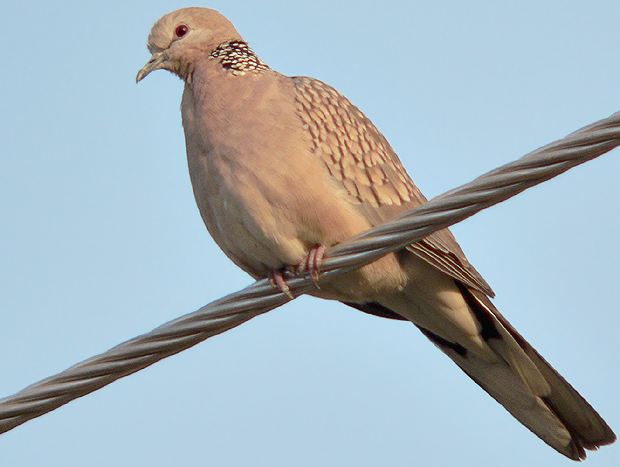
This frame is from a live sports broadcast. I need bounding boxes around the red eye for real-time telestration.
[175,24,189,38]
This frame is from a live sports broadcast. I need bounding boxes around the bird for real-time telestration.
[136,7,615,460]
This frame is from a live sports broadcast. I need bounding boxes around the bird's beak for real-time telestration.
[136,52,166,83]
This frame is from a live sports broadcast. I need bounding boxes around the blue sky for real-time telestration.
[1,1,619,465]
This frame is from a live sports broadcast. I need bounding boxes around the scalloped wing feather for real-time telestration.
[293,76,494,297]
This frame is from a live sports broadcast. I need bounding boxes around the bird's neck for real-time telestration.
[180,55,274,163]
[184,40,275,128]
[208,40,270,75]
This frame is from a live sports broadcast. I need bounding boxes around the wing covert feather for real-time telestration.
[293,76,493,296]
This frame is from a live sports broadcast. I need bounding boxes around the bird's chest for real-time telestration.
[179,75,374,279]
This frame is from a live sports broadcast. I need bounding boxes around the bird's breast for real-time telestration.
[179,76,330,276]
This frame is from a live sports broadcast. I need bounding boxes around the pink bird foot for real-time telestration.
[296,244,326,288]
[268,245,326,298]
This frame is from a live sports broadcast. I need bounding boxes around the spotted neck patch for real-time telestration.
[209,41,270,75]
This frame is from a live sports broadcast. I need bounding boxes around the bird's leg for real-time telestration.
[296,244,326,288]
[268,268,295,300]
[268,245,325,298]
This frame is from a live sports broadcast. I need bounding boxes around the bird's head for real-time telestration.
[136,7,242,83]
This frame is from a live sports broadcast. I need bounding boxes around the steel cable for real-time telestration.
[1,111,618,434]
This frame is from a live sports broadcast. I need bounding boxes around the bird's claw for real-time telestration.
[268,245,326,297]
[269,268,295,300]
[296,244,325,288]
[268,268,295,300]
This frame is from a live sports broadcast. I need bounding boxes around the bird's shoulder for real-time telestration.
[291,76,423,209]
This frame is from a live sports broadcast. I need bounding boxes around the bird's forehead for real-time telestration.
[146,11,183,52]
[145,7,237,53]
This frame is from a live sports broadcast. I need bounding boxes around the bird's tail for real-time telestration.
[417,285,615,460]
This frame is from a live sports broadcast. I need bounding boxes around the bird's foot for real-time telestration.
[268,245,326,298]
[268,268,295,300]
[296,244,326,288]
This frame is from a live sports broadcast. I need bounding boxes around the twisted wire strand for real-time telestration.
[1,111,619,434]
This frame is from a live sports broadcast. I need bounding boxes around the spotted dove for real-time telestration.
[136,7,615,460]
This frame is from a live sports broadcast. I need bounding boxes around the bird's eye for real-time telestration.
[175,24,189,38]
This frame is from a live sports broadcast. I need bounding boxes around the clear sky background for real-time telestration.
[1,1,619,466]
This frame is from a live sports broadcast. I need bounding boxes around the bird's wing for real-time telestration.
[293,76,494,297]
[292,76,616,458]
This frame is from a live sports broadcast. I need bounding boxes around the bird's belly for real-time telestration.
[188,151,310,278]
